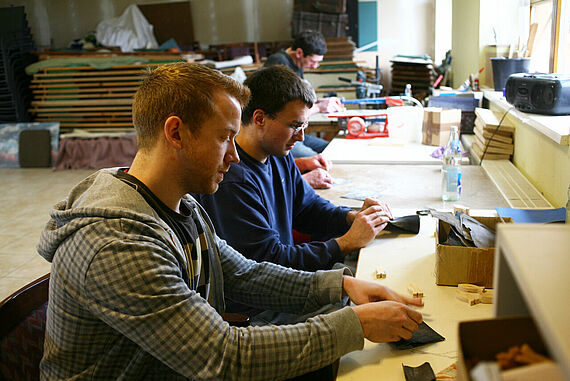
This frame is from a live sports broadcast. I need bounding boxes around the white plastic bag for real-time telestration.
[95,4,158,53]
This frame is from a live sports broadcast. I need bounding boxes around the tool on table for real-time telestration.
[329,111,389,139]
[339,72,383,99]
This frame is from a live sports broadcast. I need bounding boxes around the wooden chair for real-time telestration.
[0,273,49,381]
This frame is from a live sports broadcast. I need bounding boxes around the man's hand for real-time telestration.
[346,198,393,225]
[302,168,334,189]
[295,153,332,172]
[337,205,391,253]
[316,97,344,113]
[342,276,423,342]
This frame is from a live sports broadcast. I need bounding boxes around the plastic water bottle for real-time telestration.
[441,125,462,201]
[404,83,412,97]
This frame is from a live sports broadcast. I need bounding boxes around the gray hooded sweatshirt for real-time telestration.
[37,169,363,380]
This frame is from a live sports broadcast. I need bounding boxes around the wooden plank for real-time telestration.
[57,122,133,127]
[481,160,552,208]
[31,99,132,107]
[474,121,513,143]
[32,76,143,84]
[33,86,139,94]
[475,107,515,131]
[471,142,511,161]
[30,81,141,89]
[36,93,135,100]
[473,136,514,154]
[39,63,164,72]
[29,106,132,112]
[35,111,131,117]
[474,128,514,150]
[34,69,146,78]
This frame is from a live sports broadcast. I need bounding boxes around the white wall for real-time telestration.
[6,0,293,49]
[190,0,293,48]
[377,0,435,90]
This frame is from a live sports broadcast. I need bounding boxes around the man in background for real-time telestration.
[265,29,344,189]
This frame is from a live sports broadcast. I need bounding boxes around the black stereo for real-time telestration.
[505,73,570,115]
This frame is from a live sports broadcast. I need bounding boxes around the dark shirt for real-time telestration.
[194,144,351,272]
[115,170,209,292]
[264,49,304,78]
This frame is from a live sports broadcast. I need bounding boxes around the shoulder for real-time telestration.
[265,51,291,66]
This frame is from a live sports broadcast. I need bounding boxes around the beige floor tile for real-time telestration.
[0,253,35,277]
[0,276,46,301]
[8,256,51,280]
[0,168,92,293]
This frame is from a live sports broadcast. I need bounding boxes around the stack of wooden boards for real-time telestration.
[390,56,435,100]
[472,107,515,161]
[28,54,189,133]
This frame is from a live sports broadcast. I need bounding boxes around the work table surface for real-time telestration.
[316,164,509,210]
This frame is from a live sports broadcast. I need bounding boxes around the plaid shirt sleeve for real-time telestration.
[83,222,363,380]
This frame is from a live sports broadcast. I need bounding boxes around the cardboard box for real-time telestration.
[457,316,549,380]
[422,107,462,146]
[435,216,512,287]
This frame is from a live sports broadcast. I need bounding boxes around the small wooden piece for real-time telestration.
[408,283,423,298]
[458,283,484,293]
[375,267,386,279]
[456,289,480,305]
[479,289,494,304]
[453,205,471,216]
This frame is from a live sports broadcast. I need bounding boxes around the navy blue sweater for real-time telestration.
[195,144,351,272]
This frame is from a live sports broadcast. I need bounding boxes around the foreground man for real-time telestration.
[37,62,422,380]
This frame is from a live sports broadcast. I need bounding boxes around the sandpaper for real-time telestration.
[402,362,436,381]
[385,215,421,234]
[392,321,445,350]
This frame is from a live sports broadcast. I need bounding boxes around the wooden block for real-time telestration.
[479,289,494,304]
[453,205,470,216]
[471,141,511,160]
[458,283,484,293]
[473,135,514,155]
[474,128,514,150]
[474,108,515,132]
[408,283,423,298]
[375,267,386,279]
[474,120,513,142]
[455,289,480,305]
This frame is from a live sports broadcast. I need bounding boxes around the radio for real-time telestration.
[505,73,570,115]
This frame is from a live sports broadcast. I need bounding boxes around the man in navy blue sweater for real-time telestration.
[195,65,392,277]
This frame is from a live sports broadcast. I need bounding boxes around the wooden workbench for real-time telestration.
[336,211,494,380]
[316,164,509,210]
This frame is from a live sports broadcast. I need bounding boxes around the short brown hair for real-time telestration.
[242,65,316,125]
[132,62,250,150]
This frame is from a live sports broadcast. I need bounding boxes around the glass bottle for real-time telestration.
[441,125,462,201]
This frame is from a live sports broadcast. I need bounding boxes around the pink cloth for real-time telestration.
[55,135,137,170]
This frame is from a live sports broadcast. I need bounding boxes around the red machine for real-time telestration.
[329,112,389,139]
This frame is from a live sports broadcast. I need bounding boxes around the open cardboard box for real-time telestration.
[435,216,512,288]
[457,316,551,380]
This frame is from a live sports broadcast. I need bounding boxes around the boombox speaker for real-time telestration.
[505,73,570,115]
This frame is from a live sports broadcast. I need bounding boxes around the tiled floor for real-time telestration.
[0,168,94,300]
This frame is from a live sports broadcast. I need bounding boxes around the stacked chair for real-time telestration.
[0,6,36,123]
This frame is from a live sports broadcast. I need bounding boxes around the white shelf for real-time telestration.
[484,91,570,146]
[494,224,570,378]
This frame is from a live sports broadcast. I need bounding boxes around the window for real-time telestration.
[530,0,569,73]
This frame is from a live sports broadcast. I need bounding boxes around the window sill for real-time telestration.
[483,91,570,146]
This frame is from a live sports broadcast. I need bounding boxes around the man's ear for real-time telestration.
[252,109,265,128]
[163,116,184,149]
[294,48,304,59]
